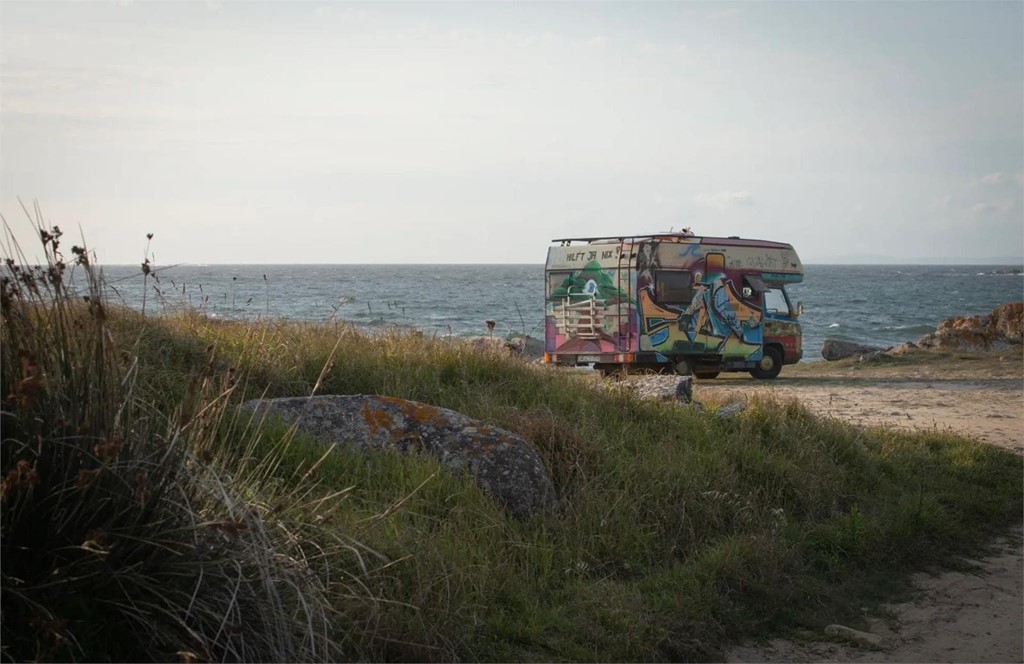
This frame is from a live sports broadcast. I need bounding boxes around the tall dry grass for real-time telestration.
[0,213,360,662]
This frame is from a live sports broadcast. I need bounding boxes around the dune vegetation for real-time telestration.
[2,225,1021,662]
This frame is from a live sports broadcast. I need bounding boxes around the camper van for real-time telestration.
[543,231,804,379]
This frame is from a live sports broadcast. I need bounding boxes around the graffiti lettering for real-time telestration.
[565,251,587,262]
[587,251,598,260]
[601,250,614,259]
[744,254,778,269]
[678,244,702,258]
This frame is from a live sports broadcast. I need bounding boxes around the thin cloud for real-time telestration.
[971,201,1015,215]
[681,8,741,21]
[694,191,753,208]
[977,172,1006,186]
[636,42,687,56]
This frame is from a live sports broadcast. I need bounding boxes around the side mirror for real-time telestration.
[793,301,804,317]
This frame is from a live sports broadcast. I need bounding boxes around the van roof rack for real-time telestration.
[551,232,696,245]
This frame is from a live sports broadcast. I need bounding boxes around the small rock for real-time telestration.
[824,624,883,647]
[675,376,693,403]
[622,375,693,403]
[716,402,746,418]
[507,335,545,360]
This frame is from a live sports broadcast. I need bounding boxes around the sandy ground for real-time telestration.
[700,351,1023,455]
[705,351,1024,664]
[726,527,1023,664]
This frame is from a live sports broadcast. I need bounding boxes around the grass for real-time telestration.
[2,221,1022,662]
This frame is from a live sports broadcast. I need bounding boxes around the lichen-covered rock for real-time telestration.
[821,338,890,361]
[239,395,556,518]
[916,302,1023,351]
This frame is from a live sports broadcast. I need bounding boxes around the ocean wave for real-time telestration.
[878,324,935,334]
[974,269,1022,276]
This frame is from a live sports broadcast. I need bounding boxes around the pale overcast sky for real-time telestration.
[1,1,1022,264]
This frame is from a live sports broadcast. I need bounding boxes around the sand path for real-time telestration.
[704,352,1023,663]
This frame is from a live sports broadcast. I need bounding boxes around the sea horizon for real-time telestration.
[95,260,1024,268]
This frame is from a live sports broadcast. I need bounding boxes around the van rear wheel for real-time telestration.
[750,346,783,380]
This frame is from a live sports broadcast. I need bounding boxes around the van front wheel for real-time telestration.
[750,346,783,380]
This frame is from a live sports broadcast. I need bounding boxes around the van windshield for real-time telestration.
[764,287,790,314]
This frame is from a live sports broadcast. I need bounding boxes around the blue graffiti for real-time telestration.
[649,328,670,346]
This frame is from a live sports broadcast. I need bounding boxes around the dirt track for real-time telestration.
[700,352,1023,454]
[709,351,1024,663]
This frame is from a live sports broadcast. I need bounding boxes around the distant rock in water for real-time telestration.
[239,395,556,518]
[821,338,891,361]
[916,302,1023,352]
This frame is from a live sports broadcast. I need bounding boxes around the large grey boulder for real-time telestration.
[239,395,556,518]
[821,338,890,361]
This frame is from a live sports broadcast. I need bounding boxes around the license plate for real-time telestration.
[578,355,602,363]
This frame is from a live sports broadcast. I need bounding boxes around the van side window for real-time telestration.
[655,270,692,305]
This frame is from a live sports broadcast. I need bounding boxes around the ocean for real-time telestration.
[93,264,1023,361]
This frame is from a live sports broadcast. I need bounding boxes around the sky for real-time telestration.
[1,1,1022,265]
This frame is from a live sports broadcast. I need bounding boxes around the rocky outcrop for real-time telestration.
[239,395,556,518]
[989,303,1023,341]
[821,338,890,361]
[886,341,918,356]
[916,302,1023,351]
